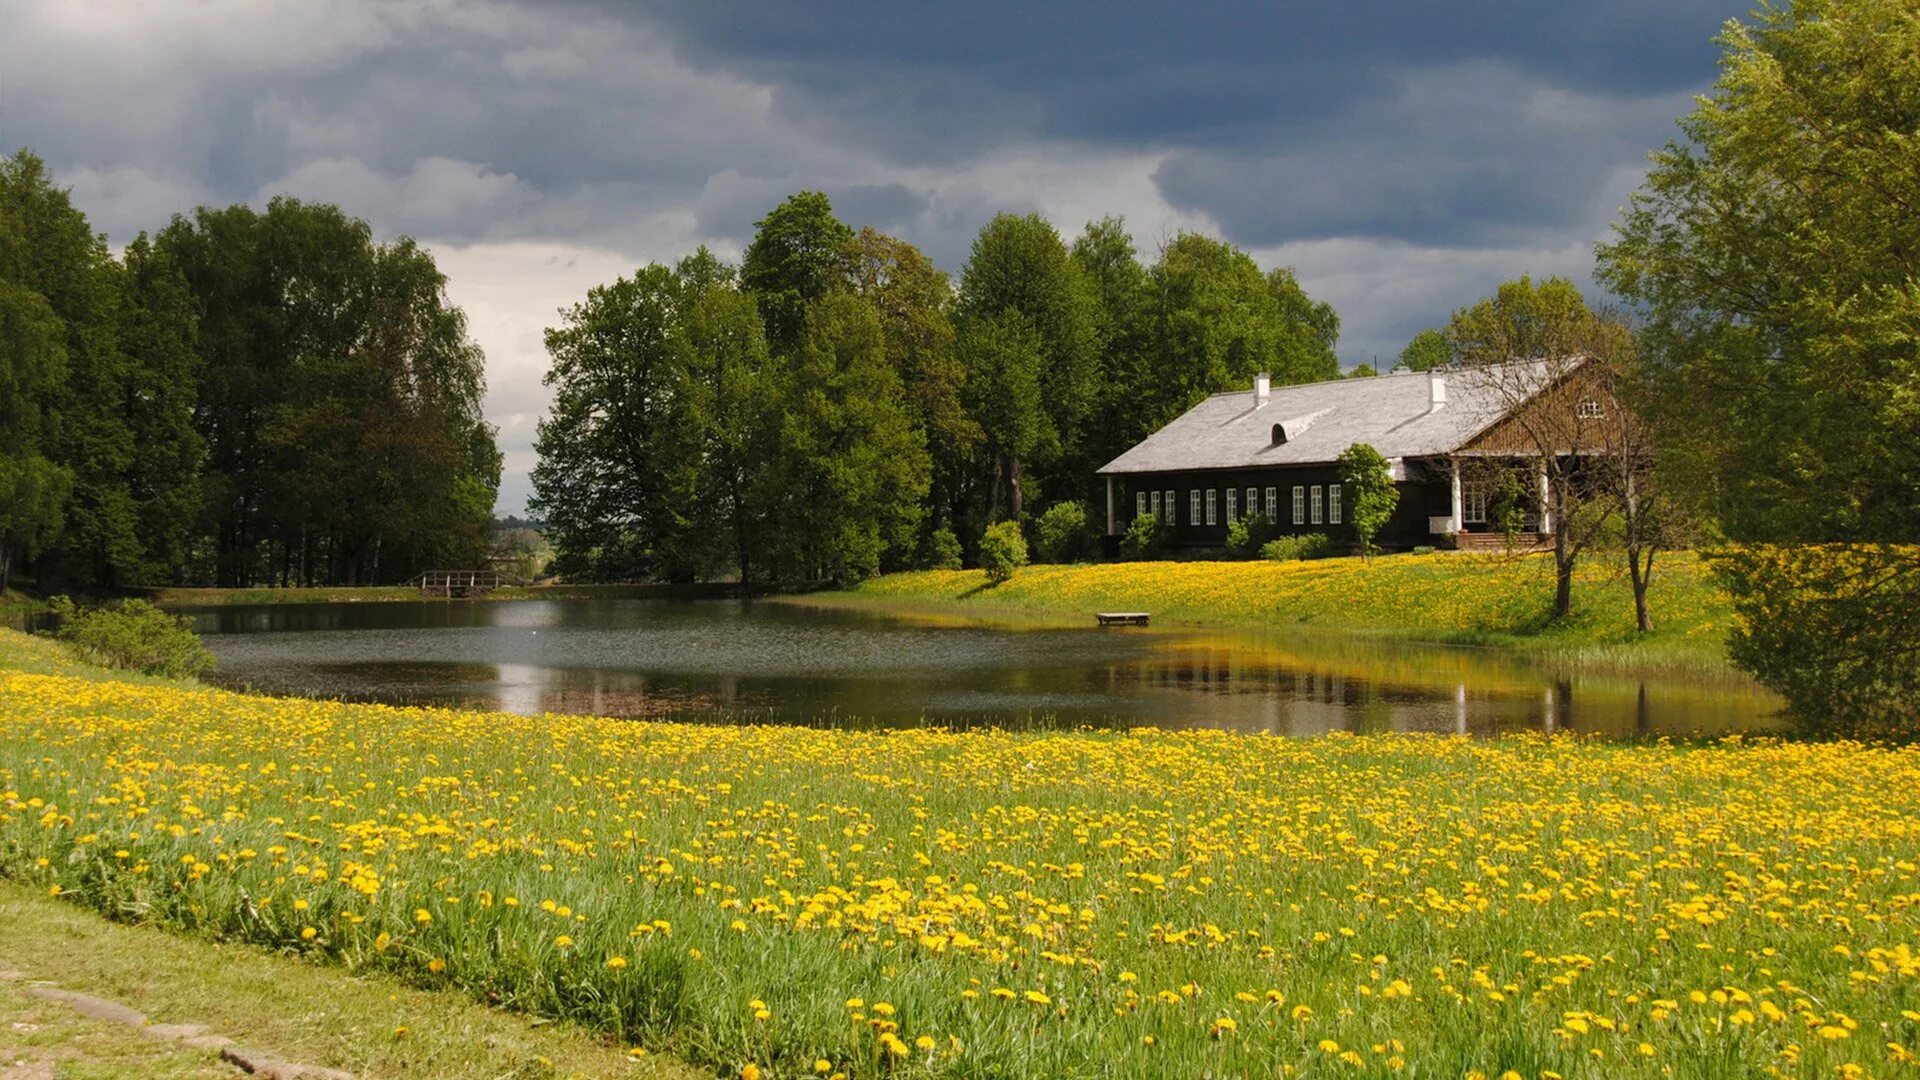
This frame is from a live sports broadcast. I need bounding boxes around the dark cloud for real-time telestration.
[0,0,1747,512]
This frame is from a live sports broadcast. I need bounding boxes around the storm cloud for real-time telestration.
[0,0,1744,511]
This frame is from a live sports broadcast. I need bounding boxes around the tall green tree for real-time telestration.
[159,198,495,586]
[1597,0,1920,545]
[955,213,1097,511]
[0,151,202,589]
[740,191,854,356]
[676,259,781,582]
[1266,267,1342,384]
[1071,217,1152,481]
[845,227,978,543]
[531,264,692,581]
[1396,327,1452,372]
[768,293,930,583]
[959,309,1051,522]
[1139,233,1281,432]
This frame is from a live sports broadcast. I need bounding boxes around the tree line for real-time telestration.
[0,151,500,591]
[531,195,1341,584]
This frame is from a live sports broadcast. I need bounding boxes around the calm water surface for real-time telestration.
[182,598,1782,736]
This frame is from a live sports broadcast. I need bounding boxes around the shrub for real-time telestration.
[921,526,963,570]
[1707,543,1920,735]
[1032,502,1093,564]
[1260,533,1336,562]
[47,597,216,679]
[1411,545,1437,556]
[1225,513,1275,558]
[1119,512,1170,560]
[978,520,1029,584]
[1337,442,1400,560]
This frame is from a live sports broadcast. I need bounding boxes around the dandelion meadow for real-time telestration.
[3,654,1917,1078]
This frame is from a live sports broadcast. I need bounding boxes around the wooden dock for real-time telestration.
[416,569,513,598]
[1095,612,1150,627]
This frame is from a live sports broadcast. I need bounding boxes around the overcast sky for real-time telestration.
[1,0,1743,514]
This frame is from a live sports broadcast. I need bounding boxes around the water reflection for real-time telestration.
[180,598,1783,736]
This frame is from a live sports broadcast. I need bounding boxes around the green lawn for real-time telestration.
[826,550,1733,676]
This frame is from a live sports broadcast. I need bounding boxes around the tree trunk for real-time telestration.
[1628,546,1655,633]
[1009,452,1024,522]
[1552,525,1574,620]
[0,531,12,593]
[988,456,1004,523]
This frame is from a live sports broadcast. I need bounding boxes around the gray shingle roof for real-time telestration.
[1096,361,1554,475]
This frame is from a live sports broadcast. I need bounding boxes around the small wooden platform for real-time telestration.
[1096,612,1150,627]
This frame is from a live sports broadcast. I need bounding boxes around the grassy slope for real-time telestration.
[0,885,695,1079]
[834,550,1732,674]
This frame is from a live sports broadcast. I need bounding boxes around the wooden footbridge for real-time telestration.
[415,569,519,597]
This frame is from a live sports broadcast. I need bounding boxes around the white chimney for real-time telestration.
[1427,368,1447,413]
[1254,372,1271,406]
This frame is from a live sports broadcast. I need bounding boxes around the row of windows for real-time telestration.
[1135,484,1342,527]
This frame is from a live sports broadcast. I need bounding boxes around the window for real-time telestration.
[1225,488,1237,521]
[1135,491,1146,519]
[1463,482,1490,524]
[1292,486,1305,525]
[1188,489,1200,525]
[1576,400,1604,420]
[1205,489,1218,525]
[1311,485,1324,525]
[1165,490,1176,525]
[1265,487,1278,521]
[1246,487,1258,519]
[1150,490,1161,518]
[1329,483,1343,525]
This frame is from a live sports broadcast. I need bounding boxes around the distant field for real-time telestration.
[4,629,1916,1080]
[833,551,1734,675]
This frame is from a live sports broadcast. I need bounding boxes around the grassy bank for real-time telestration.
[4,628,1916,1079]
[832,550,1733,675]
[147,581,753,607]
[0,884,695,1079]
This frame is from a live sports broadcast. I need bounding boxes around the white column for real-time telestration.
[1449,458,1463,532]
[1105,476,1116,536]
[1537,459,1553,535]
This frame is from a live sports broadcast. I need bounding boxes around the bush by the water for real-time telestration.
[1119,512,1169,560]
[920,526,963,570]
[47,597,215,678]
[1708,543,1920,734]
[1225,513,1275,558]
[978,520,1028,583]
[1260,533,1336,562]
[1032,502,1093,564]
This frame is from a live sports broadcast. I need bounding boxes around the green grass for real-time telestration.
[3,628,1916,1079]
[825,550,1734,676]
[0,884,696,1079]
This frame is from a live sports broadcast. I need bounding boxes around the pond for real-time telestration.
[178,597,1783,737]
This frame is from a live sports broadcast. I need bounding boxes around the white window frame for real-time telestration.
[1329,483,1342,525]
[1265,487,1278,522]
[1164,490,1174,525]
[1463,482,1490,525]
[1188,490,1200,526]
[1225,488,1237,521]
[1150,490,1161,518]
[1246,487,1258,519]
[1576,400,1604,420]
[1135,491,1147,519]
[1204,489,1218,525]
[1292,486,1305,525]
[1311,485,1324,525]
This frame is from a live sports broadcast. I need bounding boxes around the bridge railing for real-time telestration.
[413,570,522,596]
